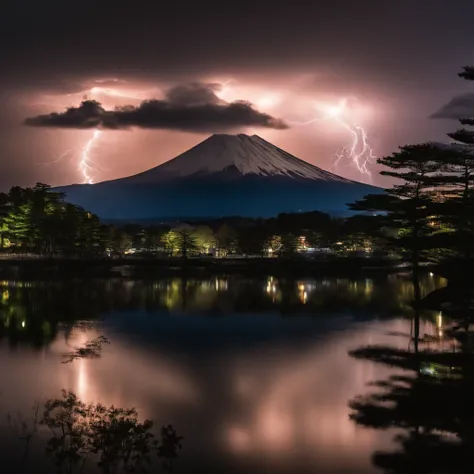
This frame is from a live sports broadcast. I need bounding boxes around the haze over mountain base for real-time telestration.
[56,134,382,220]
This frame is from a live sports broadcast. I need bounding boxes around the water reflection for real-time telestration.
[349,341,474,474]
[0,273,445,346]
[348,272,474,474]
[0,274,447,473]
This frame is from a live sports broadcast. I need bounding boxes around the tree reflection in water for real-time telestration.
[349,296,474,473]
[0,273,450,472]
[62,336,111,364]
[0,274,446,348]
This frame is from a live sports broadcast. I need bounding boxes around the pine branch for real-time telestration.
[448,130,474,145]
[459,66,474,81]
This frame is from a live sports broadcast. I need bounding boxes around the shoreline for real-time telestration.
[0,255,420,279]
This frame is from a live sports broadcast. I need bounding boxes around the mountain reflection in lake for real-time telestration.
[0,273,446,473]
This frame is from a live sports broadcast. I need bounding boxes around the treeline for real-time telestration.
[0,186,380,257]
[0,184,106,255]
[109,211,382,258]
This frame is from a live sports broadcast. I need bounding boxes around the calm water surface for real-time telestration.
[0,273,446,473]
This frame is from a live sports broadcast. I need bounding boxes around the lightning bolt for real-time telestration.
[38,84,148,184]
[79,129,101,184]
[39,148,75,167]
[73,86,148,183]
[292,98,376,180]
[331,120,376,178]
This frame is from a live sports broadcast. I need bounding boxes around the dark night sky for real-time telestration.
[1,0,473,189]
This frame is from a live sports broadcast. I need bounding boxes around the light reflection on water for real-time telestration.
[0,274,446,473]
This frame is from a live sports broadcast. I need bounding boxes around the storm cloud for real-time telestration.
[431,93,474,120]
[24,82,288,132]
[2,1,474,189]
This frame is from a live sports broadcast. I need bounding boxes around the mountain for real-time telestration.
[56,133,383,220]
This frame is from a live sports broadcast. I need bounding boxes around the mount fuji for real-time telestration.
[56,134,382,220]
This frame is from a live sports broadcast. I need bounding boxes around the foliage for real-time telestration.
[215,224,237,256]
[265,234,282,255]
[40,391,182,473]
[350,144,449,266]
[164,224,198,258]
[432,67,474,260]
[0,183,105,256]
[0,181,402,258]
[142,227,166,251]
[193,225,216,254]
[108,227,133,254]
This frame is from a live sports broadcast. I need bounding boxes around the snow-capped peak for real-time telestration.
[120,133,353,184]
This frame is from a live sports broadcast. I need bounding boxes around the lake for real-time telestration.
[0,273,446,473]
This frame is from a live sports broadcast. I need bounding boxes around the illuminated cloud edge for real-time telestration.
[24,82,288,132]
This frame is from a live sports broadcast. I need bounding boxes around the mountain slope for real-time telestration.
[56,134,382,220]
[111,133,354,184]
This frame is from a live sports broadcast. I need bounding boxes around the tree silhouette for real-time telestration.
[350,144,447,268]
[39,391,182,473]
[349,343,474,474]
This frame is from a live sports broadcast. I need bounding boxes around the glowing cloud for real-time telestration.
[24,83,288,132]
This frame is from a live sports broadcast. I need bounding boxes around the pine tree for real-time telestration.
[57,203,83,255]
[433,66,474,261]
[351,145,444,265]
[76,211,103,255]
[349,144,448,316]
[0,192,9,249]
[3,202,34,249]
[448,66,474,146]
[29,183,66,253]
[349,145,447,350]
